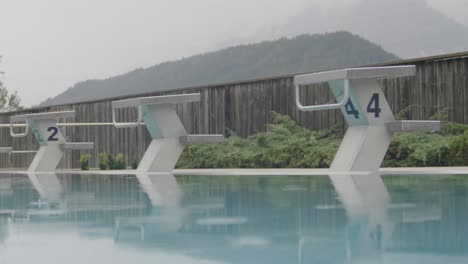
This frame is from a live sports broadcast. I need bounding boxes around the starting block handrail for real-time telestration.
[294,66,416,112]
[11,150,38,154]
[111,93,201,128]
[112,105,143,128]
[10,120,29,138]
[295,79,350,111]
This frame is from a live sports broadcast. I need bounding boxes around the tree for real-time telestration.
[0,81,22,112]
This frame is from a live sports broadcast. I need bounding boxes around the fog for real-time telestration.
[428,0,468,26]
[0,0,466,106]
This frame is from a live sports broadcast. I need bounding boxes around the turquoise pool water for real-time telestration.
[0,172,467,263]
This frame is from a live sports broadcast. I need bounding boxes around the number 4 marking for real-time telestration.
[345,99,360,119]
[367,93,382,118]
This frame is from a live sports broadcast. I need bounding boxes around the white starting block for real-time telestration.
[295,66,440,172]
[112,93,224,173]
[9,110,94,172]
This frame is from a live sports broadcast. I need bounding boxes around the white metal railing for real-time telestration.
[112,105,143,128]
[295,79,349,112]
[9,119,29,137]
[0,123,116,127]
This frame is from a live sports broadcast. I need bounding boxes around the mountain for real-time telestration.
[278,0,468,58]
[41,31,398,106]
[426,0,468,28]
[221,0,468,59]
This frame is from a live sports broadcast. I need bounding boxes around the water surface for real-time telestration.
[0,172,467,263]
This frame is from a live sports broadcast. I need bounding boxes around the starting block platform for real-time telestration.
[112,93,224,173]
[0,147,12,154]
[295,65,440,172]
[9,110,94,172]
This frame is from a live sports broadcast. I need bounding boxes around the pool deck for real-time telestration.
[1,167,468,176]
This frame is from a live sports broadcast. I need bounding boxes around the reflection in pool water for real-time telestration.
[0,172,467,263]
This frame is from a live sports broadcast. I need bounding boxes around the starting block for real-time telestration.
[10,110,94,172]
[295,65,440,172]
[112,93,224,173]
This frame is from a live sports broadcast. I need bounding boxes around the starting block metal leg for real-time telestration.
[331,126,393,172]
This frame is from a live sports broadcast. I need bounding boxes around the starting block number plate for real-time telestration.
[28,118,65,146]
[329,80,393,126]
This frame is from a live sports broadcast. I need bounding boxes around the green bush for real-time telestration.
[107,154,115,170]
[177,112,468,169]
[131,159,139,169]
[79,154,91,170]
[177,112,340,169]
[447,131,468,166]
[439,121,468,136]
[383,133,449,167]
[98,152,127,170]
[98,153,109,170]
[113,153,126,170]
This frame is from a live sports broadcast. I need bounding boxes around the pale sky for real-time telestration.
[0,0,466,106]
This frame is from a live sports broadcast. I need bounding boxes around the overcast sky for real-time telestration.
[0,0,466,106]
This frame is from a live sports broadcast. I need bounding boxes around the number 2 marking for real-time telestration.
[47,127,59,141]
[367,93,382,118]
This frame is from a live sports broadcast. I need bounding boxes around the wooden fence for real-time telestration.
[0,53,467,169]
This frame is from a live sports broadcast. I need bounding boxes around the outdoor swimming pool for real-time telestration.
[0,172,467,263]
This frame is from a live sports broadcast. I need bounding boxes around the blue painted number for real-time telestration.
[345,99,360,119]
[47,127,59,141]
[367,93,382,118]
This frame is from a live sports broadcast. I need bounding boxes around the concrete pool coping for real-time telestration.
[1,167,468,176]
